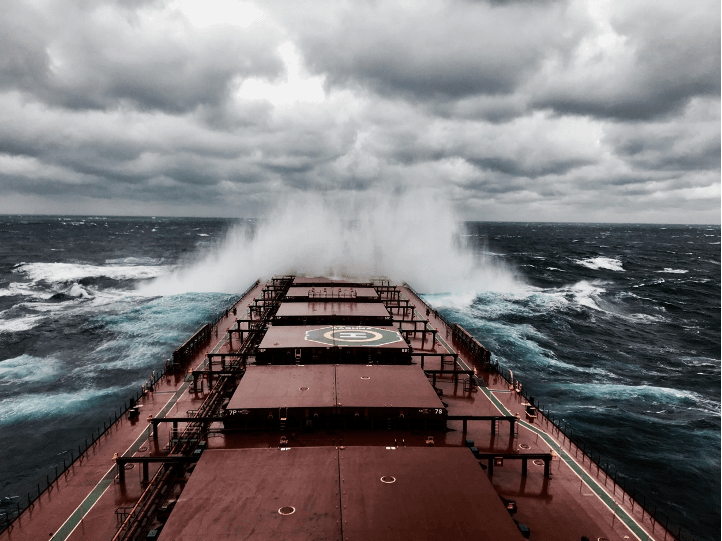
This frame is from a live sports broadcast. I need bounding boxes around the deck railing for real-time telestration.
[0,281,698,541]
[402,282,696,541]
[0,282,259,534]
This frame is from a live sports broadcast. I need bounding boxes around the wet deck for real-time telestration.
[400,284,669,541]
[275,302,390,318]
[1,282,264,541]
[285,286,379,300]
[159,448,342,541]
[0,278,672,541]
[258,325,407,350]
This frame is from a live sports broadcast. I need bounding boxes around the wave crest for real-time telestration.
[139,193,522,296]
[574,257,624,272]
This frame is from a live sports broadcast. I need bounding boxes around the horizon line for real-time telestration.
[0,213,719,227]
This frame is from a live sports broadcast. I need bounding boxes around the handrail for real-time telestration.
[0,283,259,534]
[401,282,688,541]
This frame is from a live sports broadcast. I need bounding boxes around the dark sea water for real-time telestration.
[0,216,719,540]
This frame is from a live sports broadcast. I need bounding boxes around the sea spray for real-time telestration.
[139,192,521,296]
[0,217,717,540]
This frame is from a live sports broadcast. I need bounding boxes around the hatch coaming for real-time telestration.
[2,276,664,541]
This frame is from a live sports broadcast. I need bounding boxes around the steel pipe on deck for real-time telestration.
[447,415,518,439]
[115,455,198,483]
[473,452,553,478]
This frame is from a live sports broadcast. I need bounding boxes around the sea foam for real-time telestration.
[0,314,46,333]
[14,262,167,283]
[574,257,624,272]
[140,192,522,296]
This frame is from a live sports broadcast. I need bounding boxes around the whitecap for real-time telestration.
[13,262,169,283]
[560,280,607,311]
[423,291,478,310]
[566,383,713,411]
[105,257,164,266]
[68,283,92,298]
[0,314,45,333]
[574,257,624,272]
[140,194,522,296]
[679,356,721,371]
[632,277,665,288]
[0,354,61,384]
[657,268,688,274]
[0,283,42,297]
[526,353,617,378]
[627,313,667,324]
[0,386,127,425]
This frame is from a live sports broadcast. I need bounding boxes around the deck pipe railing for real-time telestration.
[112,366,231,541]
[0,284,257,534]
[402,283,697,541]
[0,377,166,533]
[499,368,695,541]
[1,281,696,541]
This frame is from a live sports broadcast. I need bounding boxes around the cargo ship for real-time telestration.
[1,276,677,540]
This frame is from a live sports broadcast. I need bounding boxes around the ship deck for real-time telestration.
[275,301,391,318]
[285,286,379,300]
[225,364,444,413]
[158,446,522,541]
[0,278,674,541]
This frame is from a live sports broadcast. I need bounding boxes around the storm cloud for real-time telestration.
[0,0,719,223]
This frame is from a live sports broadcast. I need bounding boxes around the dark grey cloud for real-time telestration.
[0,0,718,223]
[613,135,720,173]
[602,98,721,172]
[267,0,719,124]
[467,156,593,178]
[271,1,586,103]
[0,4,50,94]
[0,0,285,113]
[531,2,720,120]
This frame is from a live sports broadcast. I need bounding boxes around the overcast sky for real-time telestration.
[0,0,719,223]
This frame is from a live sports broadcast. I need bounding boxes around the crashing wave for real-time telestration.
[574,257,624,272]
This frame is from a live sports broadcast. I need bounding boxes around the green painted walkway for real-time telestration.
[413,299,653,541]
[50,326,227,541]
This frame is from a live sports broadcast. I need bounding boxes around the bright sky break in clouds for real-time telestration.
[0,0,719,223]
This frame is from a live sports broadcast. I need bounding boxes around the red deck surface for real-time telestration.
[159,446,522,541]
[226,365,336,410]
[158,448,342,540]
[225,365,443,412]
[285,286,379,299]
[0,279,667,541]
[342,446,523,540]
[335,365,443,410]
[259,325,407,350]
[292,277,358,285]
[275,302,390,318]
[0,281,266,541]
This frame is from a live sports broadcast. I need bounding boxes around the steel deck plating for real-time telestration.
[0,276,676,541]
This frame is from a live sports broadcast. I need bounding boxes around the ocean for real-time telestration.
[0,215,719,540]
